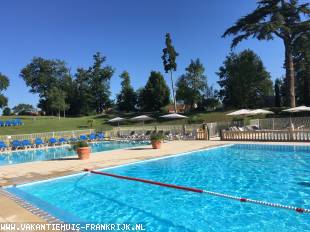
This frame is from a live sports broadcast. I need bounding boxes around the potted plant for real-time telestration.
[150,132,164,149]
[72,141,91,160]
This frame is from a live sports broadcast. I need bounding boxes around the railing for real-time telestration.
[0,129,95,144]
[107,124,209,140]
[221,130,310,142]
[250,116,310,130]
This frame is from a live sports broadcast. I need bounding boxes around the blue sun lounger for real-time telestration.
[5,120,12,127]
[79,135,88,141]
[34,138,45,147]
[0,141,7,151]
[69,137,78,143]
[58,137,67,144]
[96,132,105,140]
[22,140,32,149]
[49,137,58,146]
[88,133,96,141]
[12,140,22,150]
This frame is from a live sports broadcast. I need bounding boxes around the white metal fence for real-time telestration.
[250,117,310,130]
[0,129,95,144]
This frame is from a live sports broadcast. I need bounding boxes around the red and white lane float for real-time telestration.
[84,168,310,214]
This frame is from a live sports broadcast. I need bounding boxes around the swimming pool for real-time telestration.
[7,144,310,231]
[0,141,145,166]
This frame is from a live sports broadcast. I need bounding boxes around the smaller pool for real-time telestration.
[0,141,147,166]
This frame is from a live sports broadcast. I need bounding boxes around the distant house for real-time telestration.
[167,104,190,113]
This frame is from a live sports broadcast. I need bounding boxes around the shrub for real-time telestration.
[72,141,89,151]
[150,132,164,141]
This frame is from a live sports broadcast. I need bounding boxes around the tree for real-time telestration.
[138,71,170,112]
[88,52,114,114]
[70,68,94,115]
[223,0,310,107]
[162,33,179,112]
[116,71,137,112]
[274,78,282,107]
[12,104,35,115]
[202,86,220,110]
[20,57,72,114]
[47,87,69,119]
[217,50,273,108]
[0,73,9,109]
[2,107,11,116]
[294,33,310,105]
[176,59,208,109]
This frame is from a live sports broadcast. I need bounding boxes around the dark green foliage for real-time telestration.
[176,59,208,108]
[162,33,179,112]
[116,71,137,112]
[0,73,9,108]
[2,107,11,116]
[202,86,220,109]
[12,104,35,115]
[223,0,310,107]
[150,132,164,141]
[20,57,71,114]
[46,87,69,118]
[294,33,310,105]
[217,50,273,108]
[274,79,282,107]
[20,53,114,116]
[138,71,170,112]
[72,141,89,150]
[88,52,114,114]
[280,76,290,106]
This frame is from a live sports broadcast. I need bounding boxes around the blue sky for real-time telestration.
[0,0,285,109]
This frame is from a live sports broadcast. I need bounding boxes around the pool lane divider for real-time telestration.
[83,168,310,214]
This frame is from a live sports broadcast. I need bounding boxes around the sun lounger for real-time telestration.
[0,141,7,151]
[88,133,96,141]
[58,137,67,144]
[22,140,32,149]
[49,137,58,146]
[11,140,22,150]
[34,138,46,147]
[5,120,11,127]
[69,137,78,143]
[96,133,105,140]
[79,135,88,141]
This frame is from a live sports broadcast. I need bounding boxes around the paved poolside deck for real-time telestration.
[0,140,309,223]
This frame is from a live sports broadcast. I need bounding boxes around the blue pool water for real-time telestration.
[0,141,144,166]
[7,144,310,231]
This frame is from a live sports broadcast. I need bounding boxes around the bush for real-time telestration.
[2,107,11,116]
[72,141,89,151]
[150,132,164,141]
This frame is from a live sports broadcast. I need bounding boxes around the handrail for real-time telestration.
[221,130,310,142]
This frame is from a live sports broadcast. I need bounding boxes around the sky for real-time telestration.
[0,0,286,109]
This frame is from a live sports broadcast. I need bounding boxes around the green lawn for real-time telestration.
[0,110,270,135]
[0,116,112,135]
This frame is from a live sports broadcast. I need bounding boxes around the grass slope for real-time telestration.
[0,110,269,135]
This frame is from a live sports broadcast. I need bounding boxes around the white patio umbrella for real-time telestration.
[160,113,188,119]
[130,115,154,125]
[108,117,126,126]
[250,109,274,129]
[250,109,274,115]
[282,105,310,113]
[226,109,253,127]
[226,109,252,116]
[282,106,310,129]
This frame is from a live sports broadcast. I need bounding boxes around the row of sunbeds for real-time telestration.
[0,119,23,127]
[119,130,195,141]
[0,133,105,151]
